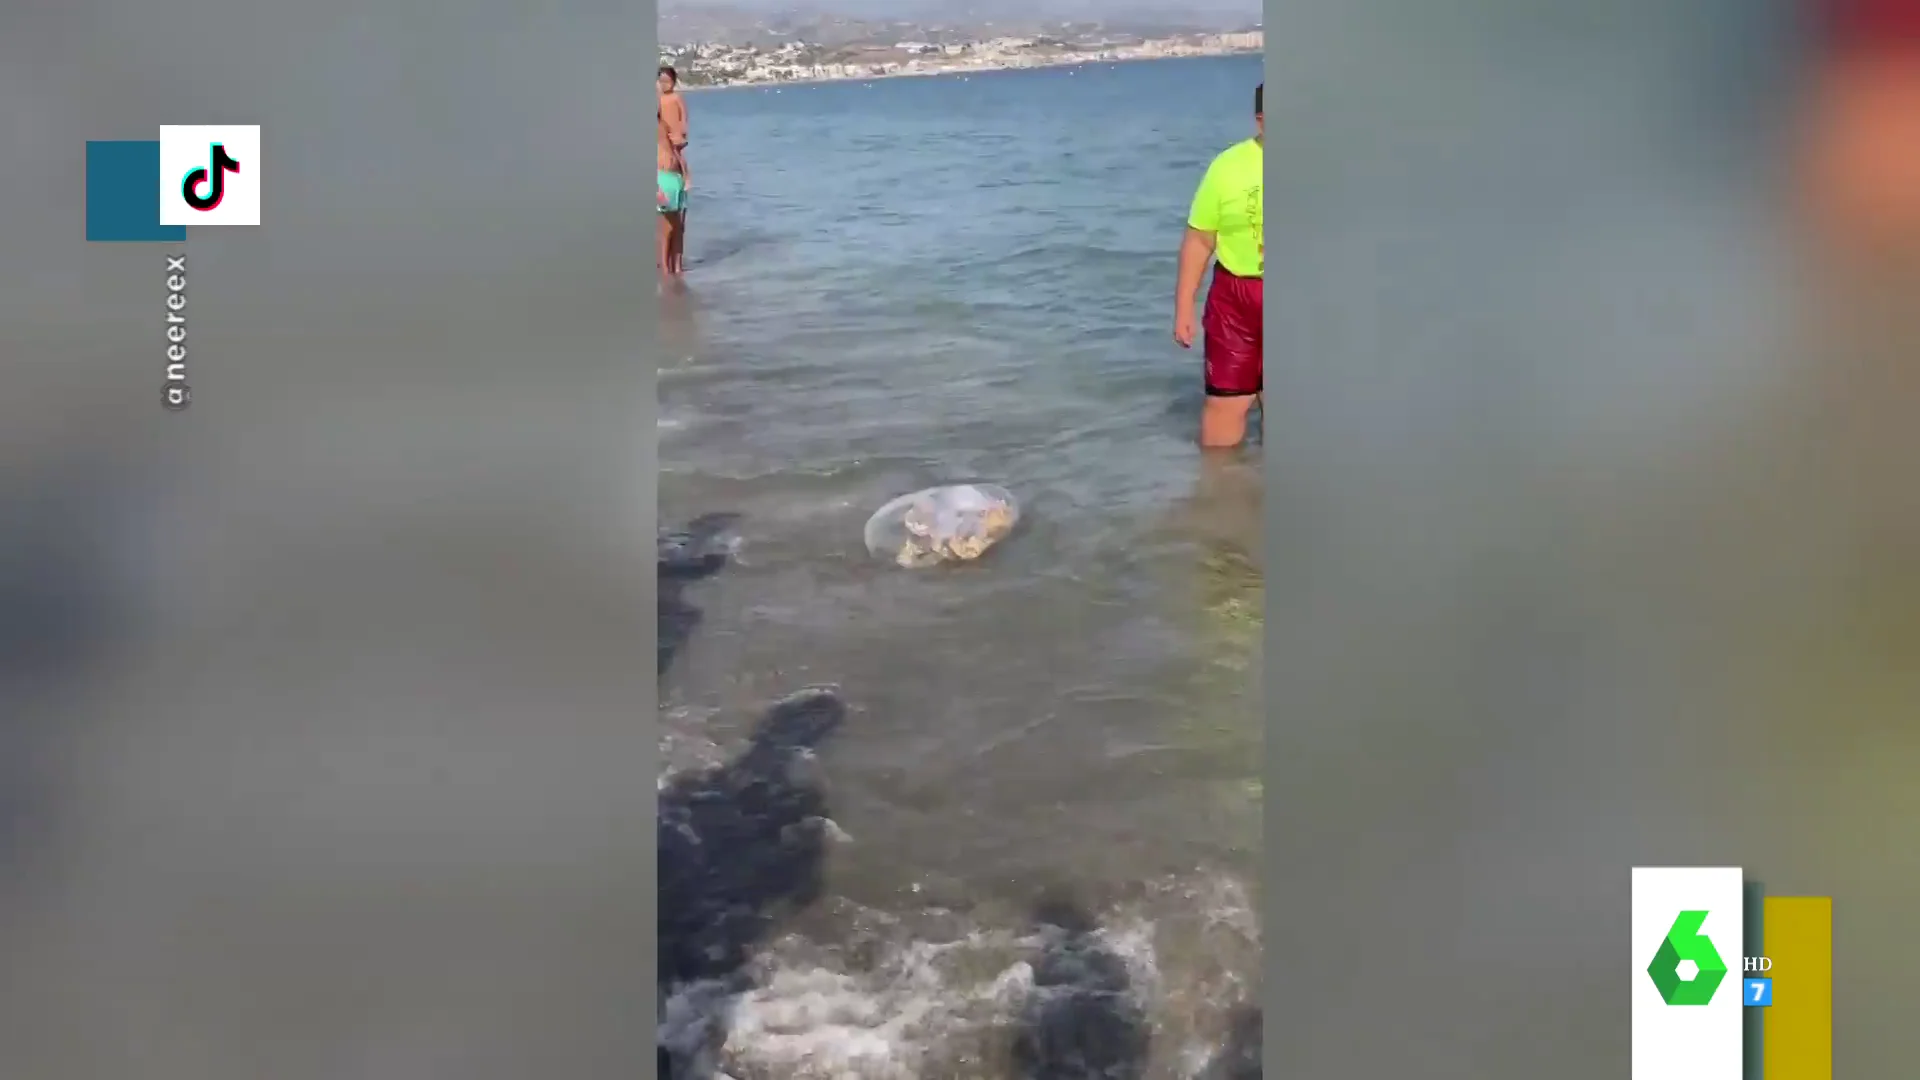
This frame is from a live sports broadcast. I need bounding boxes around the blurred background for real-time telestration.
[0,2,659,1077]
[1262,0,1917,1074]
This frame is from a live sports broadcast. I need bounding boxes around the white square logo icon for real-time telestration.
[158,125,261,226]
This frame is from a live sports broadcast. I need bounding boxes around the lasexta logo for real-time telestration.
[1647,910,1728,1005]
[182,143,240,211]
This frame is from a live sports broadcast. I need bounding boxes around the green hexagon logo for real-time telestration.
[1647,910,1728,1005]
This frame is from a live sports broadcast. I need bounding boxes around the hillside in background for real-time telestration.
[660,0,1259,45]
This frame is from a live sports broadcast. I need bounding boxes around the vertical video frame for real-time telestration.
[655,2,1266,1076]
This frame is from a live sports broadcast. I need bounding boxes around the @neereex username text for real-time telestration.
[164,253,190,410]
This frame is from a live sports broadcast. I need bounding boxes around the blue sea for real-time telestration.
[657,55,1265,1078]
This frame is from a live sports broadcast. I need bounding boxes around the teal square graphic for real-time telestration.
[1744,977,1773,1007]
[86,141,186,243]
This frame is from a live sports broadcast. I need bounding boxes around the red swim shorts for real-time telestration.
[1202,265,1263,396]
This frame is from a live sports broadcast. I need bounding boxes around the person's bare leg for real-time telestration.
[657,214,671,278]
[670,206,687,273]
[1200,395,1256,448]
[666,212,685,275]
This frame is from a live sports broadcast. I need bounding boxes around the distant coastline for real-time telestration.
[680,47,1258,93]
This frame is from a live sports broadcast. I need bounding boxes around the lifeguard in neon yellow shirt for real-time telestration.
[1175,83,1264,448]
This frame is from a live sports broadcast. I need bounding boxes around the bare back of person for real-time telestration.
[660,93,688,150]
[656,111,687,277]
[657,120,679,173]
[658,65,690,273]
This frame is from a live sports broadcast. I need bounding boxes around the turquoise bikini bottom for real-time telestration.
[657,170,685,214]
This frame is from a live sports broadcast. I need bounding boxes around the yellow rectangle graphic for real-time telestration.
[1762,896,1832,1080]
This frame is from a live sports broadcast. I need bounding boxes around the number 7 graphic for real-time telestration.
[1744,977,1773,1007]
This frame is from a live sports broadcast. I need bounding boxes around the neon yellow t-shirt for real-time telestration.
[1186,138,1263,278]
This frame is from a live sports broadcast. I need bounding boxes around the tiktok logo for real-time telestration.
[181,143,241,211]
[158,126,261,227]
